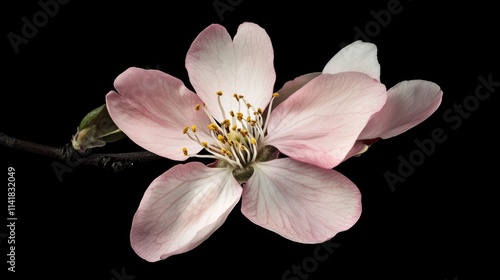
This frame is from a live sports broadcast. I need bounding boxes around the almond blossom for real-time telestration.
[106,23,387,262]
[276,40,443,159]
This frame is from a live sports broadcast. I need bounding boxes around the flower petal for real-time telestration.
[241,158,361,243]
[272,72,321,110]
[130,162,242,262]
[322,40,381,81]
[186,22,275,121]
[265,72,387,169]
[343,142,369,161]
[106,67,212,161]
[359,80,443,140]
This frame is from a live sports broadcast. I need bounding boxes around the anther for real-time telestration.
[221,148,232,158]
[208,123,219,131]
[222,120,230,128]
[217,135,225,143]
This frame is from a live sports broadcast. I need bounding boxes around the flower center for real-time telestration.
[182,91,279,173]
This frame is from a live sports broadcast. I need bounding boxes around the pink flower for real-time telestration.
[276,40,443,159]
[106,23,387,262]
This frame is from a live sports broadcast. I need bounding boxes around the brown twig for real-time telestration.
[0,131,162,172]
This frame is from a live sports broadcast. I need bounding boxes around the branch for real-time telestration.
[0,131,162,172]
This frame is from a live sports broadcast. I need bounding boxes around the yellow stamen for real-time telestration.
[208,123,219,131]
[221,148,232,158]
[182,88,272,170]
[273,92,279,97]
[237,112,244,121]
[222,119,230,128]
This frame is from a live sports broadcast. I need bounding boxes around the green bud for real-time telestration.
[71,104,126,153]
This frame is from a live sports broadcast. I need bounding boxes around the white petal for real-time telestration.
[265,72,387,169]
[130,162,242,261]
[185,23,275,121]
[272,72,321,110]
[106,67,212,160]
[359,79,443,139]
[322,40,381,80]
[241,158,362,243]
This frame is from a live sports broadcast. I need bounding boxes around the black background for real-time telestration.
[2,0,498,279]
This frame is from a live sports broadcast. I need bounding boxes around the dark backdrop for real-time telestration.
[2,1,498,279]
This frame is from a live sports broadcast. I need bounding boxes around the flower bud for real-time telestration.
[71,104,126,153]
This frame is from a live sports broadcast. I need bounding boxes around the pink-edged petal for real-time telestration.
[272,72,321,110]
[322,40,380,81]
[359,80,443,140]
[106,67,212,161]
[186,22,275,121]
[241,158,361,243]
[265,72,387,169]
[130,162,242,262]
